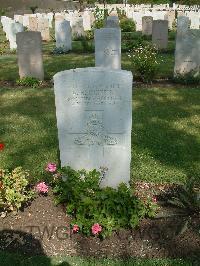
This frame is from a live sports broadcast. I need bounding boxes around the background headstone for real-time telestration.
[174,28,200,76]
[142,16,153,35]
[55,20,72,52]
[37,17,50,41]
[105,16,119,28]
[152,20,168,49]
[95,28,121,69]
[8,22,24,49]
[16,31,44,80]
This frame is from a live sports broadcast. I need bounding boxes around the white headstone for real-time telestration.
[37,17,50,41]
[53,67,133,188]
[55,20,72,52]
[71,17,85,38]
[95,28,121,69]
[8,22,24,50]
[174,28,200,76]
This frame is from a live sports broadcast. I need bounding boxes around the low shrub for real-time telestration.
[16,77,41,88]
[128,43,160,83]
[120,18,136,32]
[52,47,70,55]
[0,167,34,213]
[168,178,200,214]
[45,165,157,238]
[173,72,200,85]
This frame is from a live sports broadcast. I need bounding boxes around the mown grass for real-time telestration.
[0,251,199,266]
[0,87,199,184]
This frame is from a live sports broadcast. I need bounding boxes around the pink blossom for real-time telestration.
[72,224,79,233]
[45,163,57,173]
[91,223,102,235]
[152,196,157,203]
[35,182,49,193]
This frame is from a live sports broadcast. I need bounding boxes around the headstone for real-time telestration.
[8,22,24,50]
[53,67,133,188]
[95,28,121,69]
[165,10,176,29]
[152,20,168,49]
[177,16,190,35]
[55,20,72,52]
[28,17,38,31]
[82,11,92,31]
[174,27,200,76]
[142,16,153,35]
[133,12,143,31]
[23,14,30,27]
[105,16,119,28]
[16,32,44,80]
[71,17,85,38]
[47,12,54,28]
[37,18,50,41]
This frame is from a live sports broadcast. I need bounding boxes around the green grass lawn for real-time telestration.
[0,251,199,266]
[0,87,199,184]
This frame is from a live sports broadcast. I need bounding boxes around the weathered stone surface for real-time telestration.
[28,16,38,31]
[142,16,153,35]
[53,67,133,188]
[71,17,85,38]
[174,28,200,76]
[152,20,168,49]
[55,20,72,51]
[8,22,24,49]
[105,16,119,28]
[177,16,190,36]
[37,18,50,41]
[16,31,44,80]
[95,28,121,69]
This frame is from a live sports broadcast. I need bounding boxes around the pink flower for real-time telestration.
[152,196,157,203]
[72,224,79,233]
[91,223,102,235]
[35,182,49,193]
[45,163,57,173]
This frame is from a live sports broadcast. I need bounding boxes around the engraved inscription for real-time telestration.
[73,111,118,146]
[104,48,119,56]
[66,84,122,106]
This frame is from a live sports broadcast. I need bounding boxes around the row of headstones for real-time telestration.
[16,14,200,83]
[0,11,93,48]
[8,16,200,188]
[53,8,200,188]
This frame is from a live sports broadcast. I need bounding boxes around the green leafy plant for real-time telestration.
[52,47,70,55]
[16,77,41,88]
[85,30,94,40]
[173,71,200,85]
[48,166,157,238]
[0,167,34,213]
[116,7,127,20]
[128,43,160,83]
[120,18,136,32]
[167,179,200,214]
[92,7,109,29]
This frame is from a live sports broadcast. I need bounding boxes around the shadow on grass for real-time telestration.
[131,87,200,183]
[0,87,199,184]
